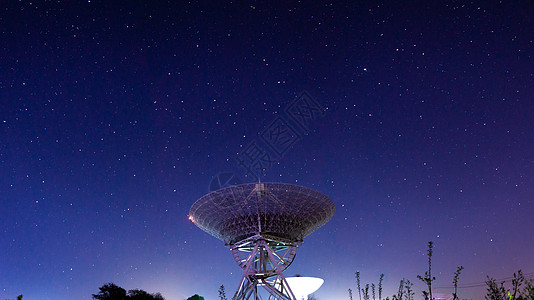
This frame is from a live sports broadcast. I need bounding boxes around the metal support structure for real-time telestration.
[231,235,299,300]
[189,183,335,300]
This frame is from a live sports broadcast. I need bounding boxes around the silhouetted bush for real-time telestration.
[92,283,164,300]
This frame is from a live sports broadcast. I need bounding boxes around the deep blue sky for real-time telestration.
[1,1,533,299]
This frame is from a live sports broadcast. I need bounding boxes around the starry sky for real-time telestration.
[1,1,533,299]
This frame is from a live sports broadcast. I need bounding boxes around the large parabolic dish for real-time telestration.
[189,182,335,300]
[189,182,335,245]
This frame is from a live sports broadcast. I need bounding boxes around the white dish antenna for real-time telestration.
[285,277,324,300]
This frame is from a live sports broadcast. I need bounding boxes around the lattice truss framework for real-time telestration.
[189,183,335,245]
[231,236,298,300]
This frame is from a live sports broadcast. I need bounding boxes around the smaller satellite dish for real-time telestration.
[285,277,324,300]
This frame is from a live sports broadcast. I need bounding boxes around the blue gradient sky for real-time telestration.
[1,1,533,299]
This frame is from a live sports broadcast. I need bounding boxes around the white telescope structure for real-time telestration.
[285,277,324,300]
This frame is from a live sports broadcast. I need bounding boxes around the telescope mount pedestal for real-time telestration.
[231,235,299,300]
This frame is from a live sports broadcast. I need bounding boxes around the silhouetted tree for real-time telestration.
[391,279,404,300]
[129,289,153,300]
[349,288,354,300]
[417,241,436,300]
[522,271,534,299]
[363,283,370,300]
[128,289,164,300]
[92,283,164,300]
[356,271,362,300]
[92,283,127,300]
[485,270,534,300]
[511,270,525,300]
[186,295,205,300]
[218,285,227,300]
[485,276,507,300]
[452,266,464,300]
[404,279,414,300]
[378,274,384,300]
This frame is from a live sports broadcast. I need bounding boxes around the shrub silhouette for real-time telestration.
[92,283,164,300]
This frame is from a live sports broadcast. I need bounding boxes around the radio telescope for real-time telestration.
[189,182,335,300]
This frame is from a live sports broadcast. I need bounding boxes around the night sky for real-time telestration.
[1,1,533,299]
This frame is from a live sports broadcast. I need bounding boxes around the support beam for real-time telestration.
[231,237,297,300]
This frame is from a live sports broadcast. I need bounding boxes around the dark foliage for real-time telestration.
[92,283,127,300]
[92,283,164,300]
[485,276,507,300]
[391,279,404,300]
[453,266,464,300]
[378,274,384,300]
[128,289,164,300]
[356,271,362,300]
[218,285,227,300]
[404,279,414,300]
[417,241,436,300]
[485,270,534,300]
